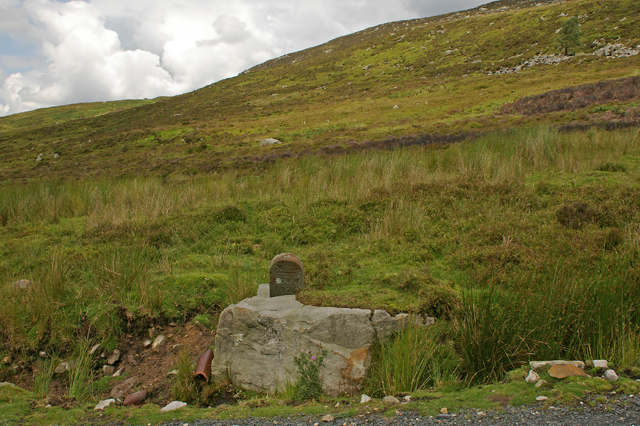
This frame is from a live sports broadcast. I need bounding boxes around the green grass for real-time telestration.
[0,0,640,422]
[1,125,639,377]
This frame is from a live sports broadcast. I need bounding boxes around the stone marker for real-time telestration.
[269,253,304,297]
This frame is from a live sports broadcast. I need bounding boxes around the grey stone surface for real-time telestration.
[257,284,270,298]
[530,360,585,370]
[604,369,619,382]
[525,370,540,383]
[109,376,139,398]
[161,401,187,412]
[383,396,400,404]
[593,359,609,368]
[54,362,69,374]
[212,292,412,396]
[107,349,120,365]
[260,138,282,147]
[94,399,115,410]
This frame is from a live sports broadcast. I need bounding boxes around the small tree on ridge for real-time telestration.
[556,17,582,56]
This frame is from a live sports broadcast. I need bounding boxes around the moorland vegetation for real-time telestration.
[1,0,640,423]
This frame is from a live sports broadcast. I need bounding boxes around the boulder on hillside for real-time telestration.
[211,285,421,395]
[260,138,282,147]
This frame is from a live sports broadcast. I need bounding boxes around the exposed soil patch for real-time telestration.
[9,323,216,406]
[502,77,640,115]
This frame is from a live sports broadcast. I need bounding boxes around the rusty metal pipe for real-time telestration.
[194,349,213,383]
[124,389,147,406]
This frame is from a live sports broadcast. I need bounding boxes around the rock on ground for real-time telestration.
[161,401,187,412]
[211,288,418,396]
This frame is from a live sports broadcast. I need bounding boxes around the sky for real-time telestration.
[0,0,488,117]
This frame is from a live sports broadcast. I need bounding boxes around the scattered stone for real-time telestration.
[38,351,47,358]
[269,253,304,297]
[322,414,334,422]
[112,367,124,378]
[128,354,139,366]
[103,365,115,375]
[89,344,101,355]
[94,399,115,411]
[383,396,400,404]
[404,395,411,402]
[549,364,587,379]
[107,350,121,365]
[152,335,166,351]
[260,138,282,147]
[526,370,540,383]
[149,327,158,339]
[536,396,548,402]
[124,389,147,406]
[1,357,11,365]
[0,382,16,387]
[161,401,187,412]
[436,414,453,419]
[360,394,372,404]
[11,279,33,290]
[371,310,410,340]
[194,320,207,333]
[36,154,43,162]
[535,380,548,388]
[594,43,639,58]
[593,360,609,369]
[604,369,619,382]
[440,407,449,414]
[392,105,399,109]
[110,376,139,399]
[530,360,585,371]
[54,362,69,374]
[143,339,152,348]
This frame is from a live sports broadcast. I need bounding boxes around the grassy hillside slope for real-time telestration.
[0,0,639,182]
[0,0,639,420]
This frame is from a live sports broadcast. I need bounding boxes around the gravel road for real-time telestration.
[159,394,640,426]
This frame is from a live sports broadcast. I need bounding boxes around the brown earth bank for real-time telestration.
[7,323,216,408]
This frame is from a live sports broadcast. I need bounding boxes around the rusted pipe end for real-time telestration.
[194,349,213,383]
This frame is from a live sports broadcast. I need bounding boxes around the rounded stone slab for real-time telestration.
[269,253,304,297]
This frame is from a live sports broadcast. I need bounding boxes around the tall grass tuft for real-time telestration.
[67,342,93,401]
[172,351,198,403]
[33,359,55,399]
[365,322,458,396]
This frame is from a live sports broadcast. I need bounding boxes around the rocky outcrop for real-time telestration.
[211,285,428,395]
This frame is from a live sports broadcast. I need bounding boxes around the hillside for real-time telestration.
[0,0,639,183]
[0,0,640,423]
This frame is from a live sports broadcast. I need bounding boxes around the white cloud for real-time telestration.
[0,0,487,116]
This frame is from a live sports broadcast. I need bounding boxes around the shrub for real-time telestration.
[212,205,247,223]
[556,202,597,229]
[293,349,326,401]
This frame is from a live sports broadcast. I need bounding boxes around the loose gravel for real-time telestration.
[159,394,640,426]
